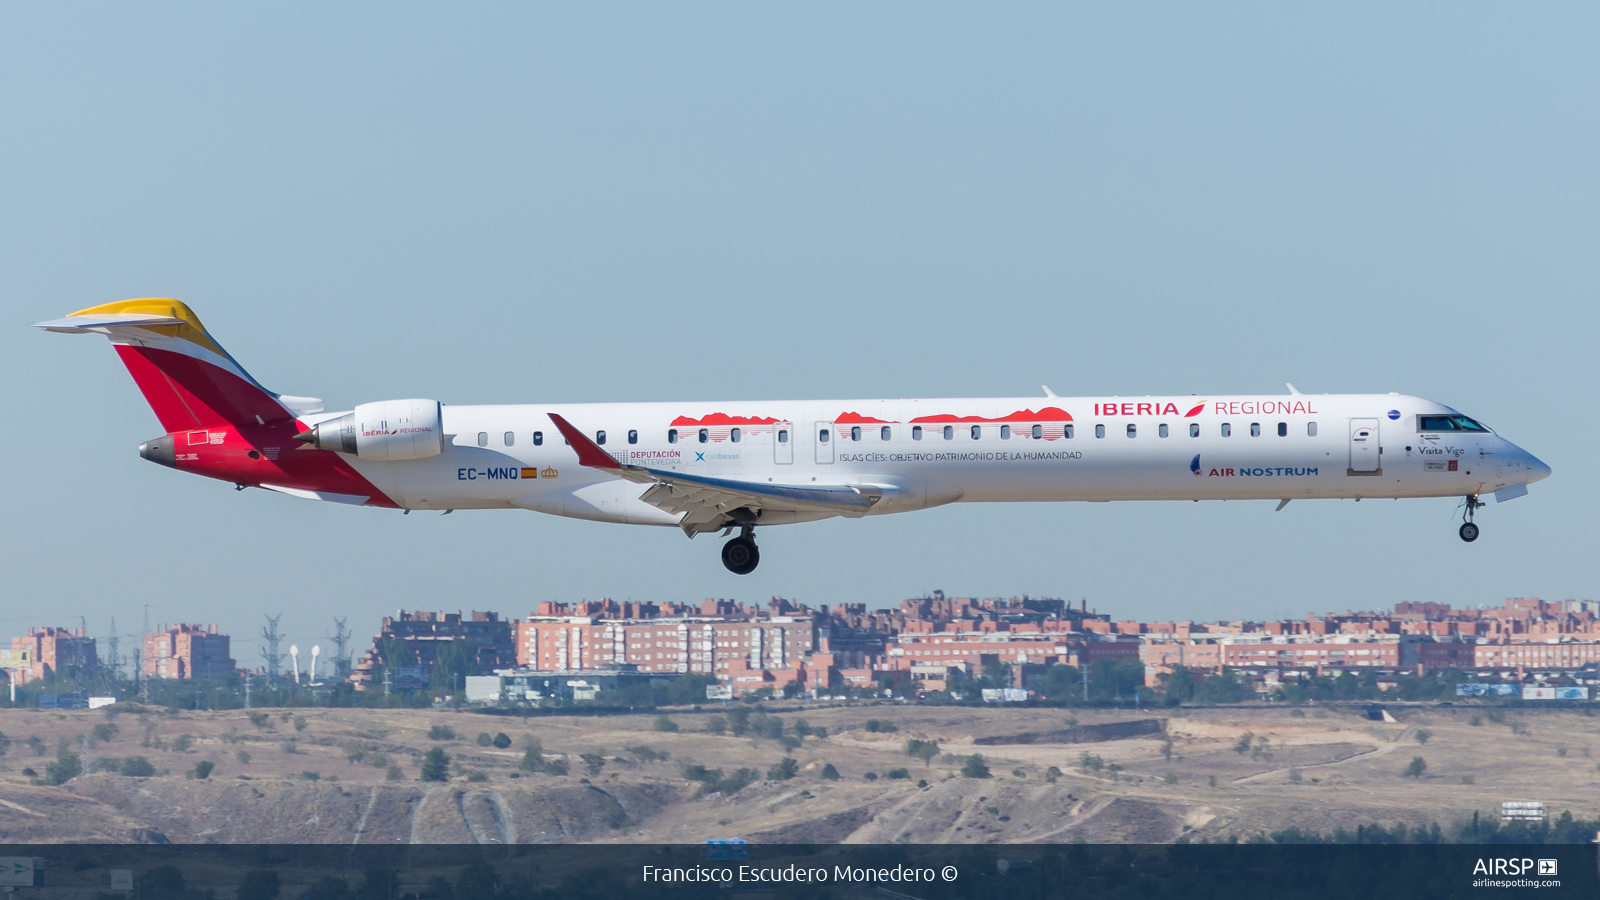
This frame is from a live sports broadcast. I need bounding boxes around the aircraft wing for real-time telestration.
[546,413,881,532]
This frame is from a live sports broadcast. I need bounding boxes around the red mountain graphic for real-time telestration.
[910,406,1074,424]
[834,411,893,424]
[669,413,782,427]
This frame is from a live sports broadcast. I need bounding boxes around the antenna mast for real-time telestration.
[261,614,284,679]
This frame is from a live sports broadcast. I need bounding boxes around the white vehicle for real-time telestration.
[39,299,1551,573]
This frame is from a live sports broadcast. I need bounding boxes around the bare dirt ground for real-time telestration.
[2,702,1597,844]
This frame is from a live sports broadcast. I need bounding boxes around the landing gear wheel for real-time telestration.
[721,536,760,575]
[1459,522,1480,543]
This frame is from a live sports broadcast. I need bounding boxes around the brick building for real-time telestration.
[10,627,98,681]
[143,624,234,680]
[350,610,517,691]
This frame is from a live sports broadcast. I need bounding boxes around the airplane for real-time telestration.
[37,299,1551,574]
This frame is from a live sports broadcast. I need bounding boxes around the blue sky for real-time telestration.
[2,5,1594,664]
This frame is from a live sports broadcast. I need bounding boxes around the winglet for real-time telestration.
[1041,384,1058,398]
[1286,383,1302,395]
[547,413,625,470]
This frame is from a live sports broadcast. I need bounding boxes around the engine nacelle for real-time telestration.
[295,399,444,461]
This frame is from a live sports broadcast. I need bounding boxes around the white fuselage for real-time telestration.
[326,393,1550,527]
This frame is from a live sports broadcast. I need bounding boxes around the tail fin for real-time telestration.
[34,299,322,432]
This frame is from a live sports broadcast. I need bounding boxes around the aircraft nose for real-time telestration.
[1524,451,1551,484]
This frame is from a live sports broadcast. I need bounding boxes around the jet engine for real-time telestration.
[294,399,444,461]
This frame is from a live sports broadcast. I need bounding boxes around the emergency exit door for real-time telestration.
[1349,418,1380,473]
[773,421,793,464]
[814,422,834,464]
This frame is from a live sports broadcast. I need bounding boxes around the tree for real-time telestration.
[491,732,511,749]
[653,715,679,733]
[121,756,156,777]
[961,754,991,779]
[767,757,798,780]
[520,741,544,771]
[820,763,840,780]
[190,760,214,780]
[237,870,281,900]
[1404,756,1427,779]
[1161,665,1197,705]
[580,752,607,777]
[905,739,940,767]
[420,747,450,782]
[1414,729,1433,745]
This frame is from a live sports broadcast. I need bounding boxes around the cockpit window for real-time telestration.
[1419,415,1489,433]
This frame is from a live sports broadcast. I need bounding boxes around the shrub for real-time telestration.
[1232,732,1254,754]
[1078,752,1104,772]
[1045,766,1062,784]
[580,753,607,776]
[302,771,321,782]
[705,716,727,735]
[466,771,488,783]
[1414,729,1433,745]
[812,726,828,739]
[172,734,194,753]
[1289,709,1306,718]
[492,732,512,749]
[1404,757,1427,778]
[386,766,403,781]
[865,720,898,733]
[520,744,545,771]
[961,755,991,779]
[779,735,802,752]
[247,712,271,730]
[25,735,46,756]
[121,756,155,777]
[1469,714,1482,726]
[420,748,450,782]
[236,750,251,765]
[427,725,456,741]
[627,745,669,763]
[1208,775,1217,788]
[543,757,569,776]
[768,757,799,780]
[684,763,758,794]
[1461,775,1475,784]
[820,763,841,781]
[293,716,307,732]
[887,768,910,779]
[476,733,493,747]
[1286,768,1301,784]
[92,723,120,743]
[794,719,813,737]
[654,715,679,733]
[44,749,82,784]
[190,761,214,780]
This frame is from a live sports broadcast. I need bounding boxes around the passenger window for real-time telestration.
[628,430,638,444]
[943,425,953,440]
[777,429,788,443]
[730,428,741,443]
[881,426,891,441]
[1189,423,1199,438]
[850,426,861,442]
[1159,424,1169,438]
[1221,424,1232,437]
[504,432,514,446]
[477,432,488,447]
[913,426,923,441]
[668,429,678,444]
[1095,424,1105,439]
[1127,424,1137,438]
[1277,422,1287,437]
[1250,423,1261,437]
[819,429,830,443]
[596,430,606,445]
[698,429,709,443]
[533,431,543,446]
[1031,424,1042,439]
[971,425,981,440]
[1064,424,1074,439]
[1308,422,1317,437]
[1000,425,1011,440]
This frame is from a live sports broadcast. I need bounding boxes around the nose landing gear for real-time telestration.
[1459,494,1483,542]
[721,525,760,575]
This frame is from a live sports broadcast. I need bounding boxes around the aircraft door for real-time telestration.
[774,421,793,465]
[1349,418,1380,472]
[814,422,834,464]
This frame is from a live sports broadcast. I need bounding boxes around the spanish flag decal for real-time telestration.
[520,467,539,479]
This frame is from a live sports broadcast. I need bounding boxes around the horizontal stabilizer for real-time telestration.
[33,313,187,333]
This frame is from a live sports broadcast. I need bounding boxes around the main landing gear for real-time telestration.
[721,525,760,575]
[1459,494,1483,543]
